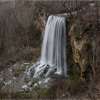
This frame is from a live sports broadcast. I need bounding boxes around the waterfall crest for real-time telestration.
[33,15,67,78]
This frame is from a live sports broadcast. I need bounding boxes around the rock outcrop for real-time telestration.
[68,20,100,81]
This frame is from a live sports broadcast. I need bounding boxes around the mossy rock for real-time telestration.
[28,54,39,63]
[66,45,80,81]
[70,65,80,82]
[66,45,74,67]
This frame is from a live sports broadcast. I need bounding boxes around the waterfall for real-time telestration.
[33,15,67,78]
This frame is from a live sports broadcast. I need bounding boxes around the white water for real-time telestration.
[33,15,67,78]
[25,2,96,79]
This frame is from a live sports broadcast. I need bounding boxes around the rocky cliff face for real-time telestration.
[68,21,100,81]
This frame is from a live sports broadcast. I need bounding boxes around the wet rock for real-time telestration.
[30,69,35,78]
[43,64,50,74]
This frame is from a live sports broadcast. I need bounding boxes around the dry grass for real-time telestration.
[45,77,86,99]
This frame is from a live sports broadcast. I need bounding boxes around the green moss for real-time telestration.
[28,54,39,63]
[66,45,80,82]
[66,45,74,67]
[71,66,80,81]
[28,53,40,63]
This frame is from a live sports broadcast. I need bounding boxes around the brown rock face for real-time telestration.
[68,21,100,81]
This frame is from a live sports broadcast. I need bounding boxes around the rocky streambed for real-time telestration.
[0,60,52,92]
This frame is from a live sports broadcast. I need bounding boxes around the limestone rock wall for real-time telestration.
[68,21,100,81]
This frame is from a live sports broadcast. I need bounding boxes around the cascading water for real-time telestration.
[26,14,67,79]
